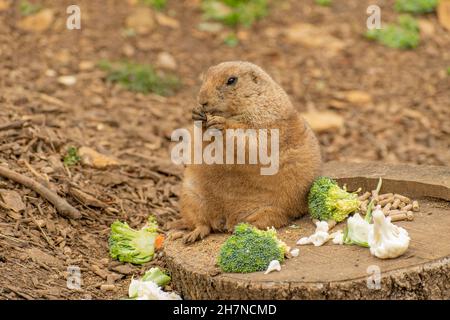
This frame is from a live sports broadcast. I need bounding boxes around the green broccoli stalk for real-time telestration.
[217,223,285,273]
[141,267,171,287]
[109,217,158,265]
[364,178,383,222]
[308,177,361,222]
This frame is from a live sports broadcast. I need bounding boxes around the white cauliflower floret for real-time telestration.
[297,221,330,246]
[129,279,181,300]
[330,230,344,245]
[344,213,373,247]
[290,248,299,257]
[368,207,410,259]
[264,260,282,274]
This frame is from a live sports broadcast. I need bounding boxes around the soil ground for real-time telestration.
[0,0,449,299]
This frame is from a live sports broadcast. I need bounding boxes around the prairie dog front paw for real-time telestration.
[192,105,207,121]
[206,114,226,130]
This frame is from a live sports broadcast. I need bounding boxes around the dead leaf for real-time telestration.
[156,52,177,71]
[91,172,128,187]
[0,189,26,212]
[155,12,180,29]
[78,60,95,71]
[26,248,61,267]
[197,22,223,33]
[126,7,155,35]
[301,111,344,133]
[336,91,373,105]
[284,23,345,54]
[69,188,107,208]
[78,147,120,169]
[47,154,65,174]
[57,75,77,86]
[17,9,54,32]
[418,19,435,38]
[438,0,450,31]
[0,0,10,11]
[111,264,136,275]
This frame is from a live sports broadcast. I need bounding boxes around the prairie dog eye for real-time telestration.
[226,76,238,86]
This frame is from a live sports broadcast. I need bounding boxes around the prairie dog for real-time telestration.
[169,61,322,243]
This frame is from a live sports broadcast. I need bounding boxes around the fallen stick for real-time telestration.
[0,121,27,131]
[0,165,81,219]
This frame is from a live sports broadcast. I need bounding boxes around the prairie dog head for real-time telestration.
[197,61,293,125]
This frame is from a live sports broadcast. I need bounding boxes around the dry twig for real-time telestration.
[0,165,81,219]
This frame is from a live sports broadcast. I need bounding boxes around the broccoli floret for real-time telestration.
[217,223,285,273]
[109,218,158,265]
[308,177,360,222]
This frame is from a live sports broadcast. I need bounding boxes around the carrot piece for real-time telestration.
[155,234,165,250]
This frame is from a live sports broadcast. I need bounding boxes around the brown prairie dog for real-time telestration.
[168,61,322,243]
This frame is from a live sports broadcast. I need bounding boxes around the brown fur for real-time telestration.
[168,61,322,243]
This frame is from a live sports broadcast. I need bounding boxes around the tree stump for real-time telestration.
[164,162,450,299]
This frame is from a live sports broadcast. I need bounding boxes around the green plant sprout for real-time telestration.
[63,147,81,166]
[365,15,420,49]
[395,0,438,14]
[140,0,167,10]
[224,33,239,46]
[315,0,332,7]
[98,60,180,96]
[201,0,268,27]
[19,0,42,16]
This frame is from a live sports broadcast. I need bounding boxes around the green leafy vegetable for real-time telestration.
[395,0,438,14]
[365,15,420,49]
[98,60,180,96]
[343,213,372,247]
[217,223,286,273]
[109,217,159,264]
[141,267,171,287]
[63,147,81,166]
[308,177,361,222]
[364,178,383,223]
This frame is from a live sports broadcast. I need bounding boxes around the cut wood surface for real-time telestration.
[164,162,450,299]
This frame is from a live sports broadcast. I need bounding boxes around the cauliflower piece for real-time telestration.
[296,221,330,246]
[368,206,410,259]
[264,260,281,274]
[290,248,299,257]
[330,230,344,245]
[129,279,181,300]
[343,213,373,247]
